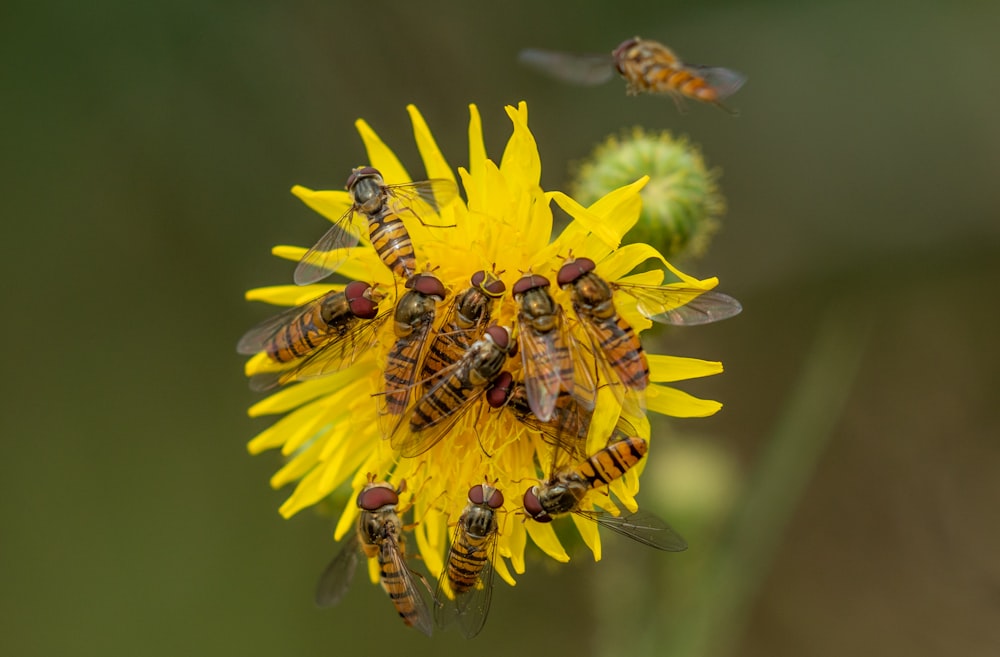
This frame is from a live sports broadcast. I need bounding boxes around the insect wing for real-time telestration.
[509,388,591,462]
[293,207,365,286]
[434,527,499,639]
[383,179,460,220]
[518,48,617,86]
[378,320,437,440]
[621,284,743,326]
[391,359,486,458]
[250,309,390,391]
[517,325,564,423]
[383,534,435,636]
[315,533,361,607]
[692,65,747,100]
[580,508,688,552]
[236,297,324,356]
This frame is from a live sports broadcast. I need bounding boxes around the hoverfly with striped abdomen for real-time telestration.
[434,481,505,639]
[294,167,458,285]
[519,36,746,113]
[421,269,506,384]
[391,325,514,458]
[378,273,447,438]
[522,422,688,552]
[557,256,741,392]
[237,280,388,391]
[512,273,595,424]
[315,478,434,636]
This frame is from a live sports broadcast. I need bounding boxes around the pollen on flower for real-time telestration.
[238,102,736,636]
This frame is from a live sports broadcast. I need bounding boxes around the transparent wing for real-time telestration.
[618,283,743,326]
[377,320,436,440]
[383,536,435,637]
[293,207,364,286]
[315,533,361,607]
[384,179,460,221]
[517,325,563,423]
[692,65,747,100]
[508,385,592,463]
[248,311,390,392]
[236,294,329,356]
[435,529,499,639]
[391,359,490,458]
[579,508,688,552]
[518,48,617,86]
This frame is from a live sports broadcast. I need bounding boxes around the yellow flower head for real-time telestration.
[241,102,729,610]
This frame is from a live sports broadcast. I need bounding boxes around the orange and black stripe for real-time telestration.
[367,207,416,280]
[574,436,647,488]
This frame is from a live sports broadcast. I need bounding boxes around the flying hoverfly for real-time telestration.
[522,424,688,552]
[512,273,595,423]
[379,273,447,437]
[315,478,434,636]
[236,280,388,391]
[391,325,513,458]
[294,166,458,285]
[519,36,746,112]
[557,256,741,391]
[420,269,506,383]
[434,481,505,639]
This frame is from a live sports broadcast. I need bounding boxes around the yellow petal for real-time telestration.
[499,102,540,191]
[245,284,339,306]
[291,186,353,224]
[355,118,411,184]
[645,383,723,418]
[524,520,570,562]
[571,513,602,561]
[406,105,456,184]
[648,354,724,383]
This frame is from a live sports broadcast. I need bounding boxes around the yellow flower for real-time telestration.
[241,102,727,591]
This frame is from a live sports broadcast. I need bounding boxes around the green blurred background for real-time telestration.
[3,1,998,655]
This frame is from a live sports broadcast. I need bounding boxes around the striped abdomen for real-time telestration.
[265,297,353,363]
[377,539,423,628]
[446,529,493,594]
[367,208,416,279]
[573,435,648,488]
[590,314,649,390]
[645,65,716,101]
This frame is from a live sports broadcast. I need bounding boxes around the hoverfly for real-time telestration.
[315,478,433,636]
[519,36,746,112]
[558,257,742,326]
[391,325,513,458]
[486,371,592,462]
[434,481,505,639]
[421,269,506,383]
[294,167,458,285]
[522,425,688,551]
[237,280,387,391]
[379,273,447,436]
[512,273,595,423]
[557,256,741,392]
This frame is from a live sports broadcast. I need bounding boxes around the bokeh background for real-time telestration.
[3,1,998,655]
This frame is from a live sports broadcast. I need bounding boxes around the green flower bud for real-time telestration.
[570,128,725,260]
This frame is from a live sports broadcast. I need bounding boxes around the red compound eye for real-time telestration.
[485,371,514,409]
[512,274,550,296]
[556,257,595,287]
[409,274,446,299]
[522,486,552,522]
[344,281,378,319]
[486,487,505,509]
[356,484,398,511]
[484,325,511,351]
